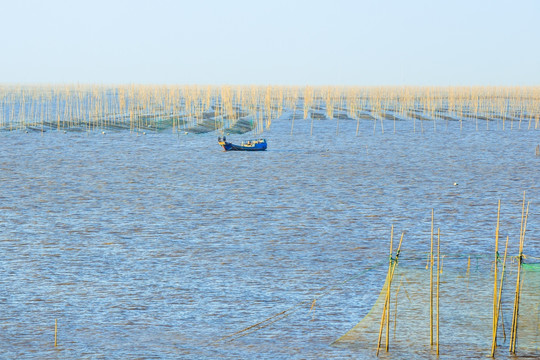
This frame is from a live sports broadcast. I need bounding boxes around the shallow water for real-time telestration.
[0,118,538,359]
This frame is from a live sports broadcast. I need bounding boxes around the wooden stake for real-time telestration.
[54,319,58,347]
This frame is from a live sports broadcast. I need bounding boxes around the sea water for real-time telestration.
[0,118,538,359]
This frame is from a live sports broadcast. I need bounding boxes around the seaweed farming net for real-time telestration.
[1,85,539,134]
[333,255,539,357]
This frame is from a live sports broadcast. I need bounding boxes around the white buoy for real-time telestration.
[453,182,458,186]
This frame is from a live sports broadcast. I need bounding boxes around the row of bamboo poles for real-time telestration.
[0,85,539,133]
[375,194,532,357]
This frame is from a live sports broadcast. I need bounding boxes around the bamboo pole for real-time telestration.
[376,261,392,356]
[436,228,440,356]
[430,209,434,346]
[3,85,537,135]
[510,258,521,351]
[510,194,526,352]
[290,89,297,135]
[386,225,394,352]
[491,200,501,356]
[492,235,509,356]
[376,226,394,356]
[510,197,529,353]
[376,230,404,356]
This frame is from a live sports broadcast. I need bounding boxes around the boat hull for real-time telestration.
[219,140,267,151]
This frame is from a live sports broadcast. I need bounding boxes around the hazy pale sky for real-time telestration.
[1,0,539,86]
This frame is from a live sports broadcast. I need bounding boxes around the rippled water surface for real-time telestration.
[1,119,538,359]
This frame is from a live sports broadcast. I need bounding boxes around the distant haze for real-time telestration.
[1,0,539,86]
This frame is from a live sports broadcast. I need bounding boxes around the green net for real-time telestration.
[333,256,539,357]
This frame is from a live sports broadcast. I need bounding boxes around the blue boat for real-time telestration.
[218,136,267,151]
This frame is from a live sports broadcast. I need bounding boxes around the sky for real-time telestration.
[1,0,539,86]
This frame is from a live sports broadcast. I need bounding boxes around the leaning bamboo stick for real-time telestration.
[376,226,394,356]
[376,264,392,356]
[492,235,509,357]
[388,233,404,351]
[376,230,404,356]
